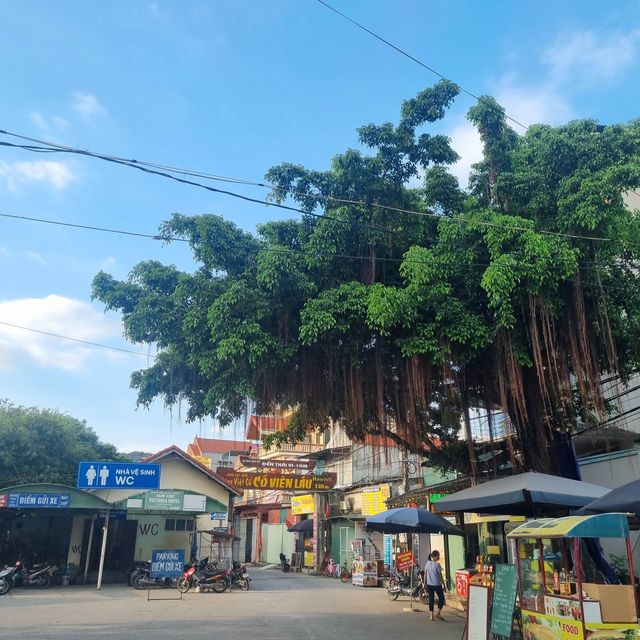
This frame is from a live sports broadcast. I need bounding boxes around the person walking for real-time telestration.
[425,550,445,621]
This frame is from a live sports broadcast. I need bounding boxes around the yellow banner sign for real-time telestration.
[291,494,315,515]
[361,484,390,516]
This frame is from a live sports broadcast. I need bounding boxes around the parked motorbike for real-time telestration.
[386,564,428,604]
[177,558,229,594]
[0,561,53,593]
[0,565,13,595]
[279,553,290,573]
[229,561,250,591]
[126,560,150,587]
[131,564,177,590]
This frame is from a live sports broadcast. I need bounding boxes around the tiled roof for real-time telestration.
[191,436,253,455]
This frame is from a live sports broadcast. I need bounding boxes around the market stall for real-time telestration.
[508,515,638,640]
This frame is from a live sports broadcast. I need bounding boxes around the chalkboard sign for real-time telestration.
[490,564,518,638]
[468,585,490,640]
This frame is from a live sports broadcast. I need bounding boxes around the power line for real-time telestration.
[0,320,156,359]
[3,209,639,278]
[2,130,636,247]
[315,0,530,131]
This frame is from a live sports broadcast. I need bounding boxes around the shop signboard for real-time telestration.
[456,570,471,599]
[396,551,414,572]
[216,468,337,491]
[144,491,207,512]
[239,457,315,471]
[0,495,6,508]
[150,550,185,579]
[521,610,585,640]
[291,494,315,515]
[490,564,518,638]
[304,551,314,567]
[383,535,392,569]
[7,492,70,508]
[77,461,160,489]
[210,511,227,520]
[361,484,390,516]
[467,585,490,640]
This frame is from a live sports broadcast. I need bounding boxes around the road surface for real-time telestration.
[0,568,466,639]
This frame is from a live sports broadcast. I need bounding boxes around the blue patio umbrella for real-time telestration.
[365,507,463,535]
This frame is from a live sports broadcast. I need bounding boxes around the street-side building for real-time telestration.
[89,445,241,577]
[186,435,255,470]
[0,483,113,583]
[232,413,324,565]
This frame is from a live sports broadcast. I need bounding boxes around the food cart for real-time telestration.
[508,515,638,640]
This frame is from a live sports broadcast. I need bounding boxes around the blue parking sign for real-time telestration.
[150,550,185,579]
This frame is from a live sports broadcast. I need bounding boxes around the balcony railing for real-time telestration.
[259,442,324,456]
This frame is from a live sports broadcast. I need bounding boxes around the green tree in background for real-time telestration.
[0,401,124,486]
[92,81,640,476]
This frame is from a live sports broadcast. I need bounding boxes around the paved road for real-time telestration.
[0,569,466,639]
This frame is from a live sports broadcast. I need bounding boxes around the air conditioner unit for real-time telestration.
[339,500,351,513]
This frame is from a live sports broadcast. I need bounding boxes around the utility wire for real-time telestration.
[0,320,156,359]
[3,210,639,277]
[1,130,636,247]
[315,0,530,131]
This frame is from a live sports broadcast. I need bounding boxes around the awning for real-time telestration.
[577,478,640,517]
[507,514,630,539]
[288,519,313,533]
[433,472,608,516]
[0,483,113,512]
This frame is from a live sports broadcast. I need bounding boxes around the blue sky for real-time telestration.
[0,0,639,453]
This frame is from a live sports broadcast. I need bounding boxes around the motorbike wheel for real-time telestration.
[420,589,429,605]
[211,580,228,593]
[340,570,351,584]
[238,578,250,591]
[176,577,191,594]
[0,578,11,595]
[40,573,52,589]
[281,564,290,573]
[132,573,150,590]
[387,579,400,601]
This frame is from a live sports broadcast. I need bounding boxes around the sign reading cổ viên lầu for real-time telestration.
[216,468,337,491]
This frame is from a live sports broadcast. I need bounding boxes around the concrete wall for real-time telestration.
[128,514,193,562]
[66,516,86,570]
[579,448,640,489]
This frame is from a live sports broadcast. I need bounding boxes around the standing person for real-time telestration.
[425,550,445,621]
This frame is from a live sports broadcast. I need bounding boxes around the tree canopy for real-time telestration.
[92,81,640,476]
[0,401,124,486]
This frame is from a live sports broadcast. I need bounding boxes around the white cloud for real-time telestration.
[29,111,72,134]
[542,29,640,85]
[73,92,106,116]
[25,251,46,265]
[447,82,571,188]
[0,160,76,191]
[29,111,49,132]
[52,115,71,131]
[0,295,123,371]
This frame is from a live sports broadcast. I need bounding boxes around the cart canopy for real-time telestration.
[433,472,608,515]
[507,513,629,539]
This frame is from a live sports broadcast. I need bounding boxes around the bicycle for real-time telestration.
[339,560,352,583]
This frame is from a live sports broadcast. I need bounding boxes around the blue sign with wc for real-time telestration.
[77,461,161,489]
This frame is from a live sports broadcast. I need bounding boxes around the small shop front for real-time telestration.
[0,483,113,583]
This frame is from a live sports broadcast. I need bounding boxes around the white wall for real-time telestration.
[579,448,640,489]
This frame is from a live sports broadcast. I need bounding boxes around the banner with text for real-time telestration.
[216,468,337,491]
[238,457,315,471]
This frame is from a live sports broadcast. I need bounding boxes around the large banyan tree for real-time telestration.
[92,81,640,477]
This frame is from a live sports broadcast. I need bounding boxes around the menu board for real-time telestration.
[490,564,518,638]
[468,585,489,640]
